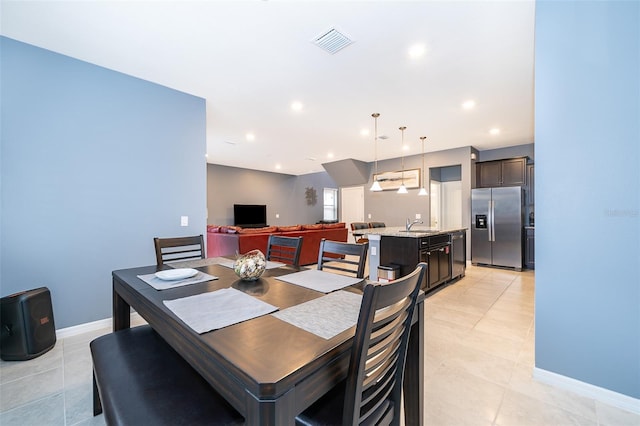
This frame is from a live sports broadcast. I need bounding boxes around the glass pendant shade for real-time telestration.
[370,180,382,191]
[397,184,408,194]
[418,187,428,196]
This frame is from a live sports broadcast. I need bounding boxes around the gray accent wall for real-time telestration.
[207,164,338,226]
[478,143,534,162]
[535,2,639,399]
[0,37,207,328]
[361,146,475,259]
[321,158,370,187]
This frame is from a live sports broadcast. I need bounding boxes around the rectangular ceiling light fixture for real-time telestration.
[312,27,354,54]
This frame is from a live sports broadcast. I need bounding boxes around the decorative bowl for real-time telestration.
[233,249,266,281]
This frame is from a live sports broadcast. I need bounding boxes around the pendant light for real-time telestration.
[418,136,429,196]
[370,113,382,191]
[397,126,408,194]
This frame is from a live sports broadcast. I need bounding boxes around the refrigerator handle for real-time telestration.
[488,200,495,242]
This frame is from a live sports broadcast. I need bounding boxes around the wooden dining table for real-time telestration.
[111,260,424,426]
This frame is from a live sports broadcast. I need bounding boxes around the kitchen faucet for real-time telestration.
[406,218,423,231]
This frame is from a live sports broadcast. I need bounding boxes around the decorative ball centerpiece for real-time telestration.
[233,249,266,281]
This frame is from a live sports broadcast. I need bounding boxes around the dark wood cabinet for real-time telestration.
[477,161,503,187]
[427,247,451,288]
[476,157,527,187]
[527,164,535,205]
[379,233,462,291]
[525,228,535,269]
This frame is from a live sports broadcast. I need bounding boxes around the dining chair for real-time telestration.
[317,239,369,279]
[368,221,386,228]
[295,263,427,426]
[91,325,244,425]
[266,235,303,267]
[350,222,370,243]
[154,235,205,266]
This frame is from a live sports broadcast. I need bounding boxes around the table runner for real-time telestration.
[210,257,286,270]
[163,288,278,334]
[275,269,362,293]
[137,271,217,290]
[272,290,362,339]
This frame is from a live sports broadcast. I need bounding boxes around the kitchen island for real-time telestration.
[366,227,467,291]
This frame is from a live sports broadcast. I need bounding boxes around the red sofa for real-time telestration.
[206,223,348,266]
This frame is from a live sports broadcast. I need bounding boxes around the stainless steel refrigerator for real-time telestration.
[471,186,524,270]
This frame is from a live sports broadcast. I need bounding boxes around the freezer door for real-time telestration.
[492,187,523,269]
[471,188,492,265]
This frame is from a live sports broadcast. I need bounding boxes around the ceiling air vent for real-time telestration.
[312,27,354,54]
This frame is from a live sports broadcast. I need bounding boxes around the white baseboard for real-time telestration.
[55,312,144,339]
[533,367,640,414]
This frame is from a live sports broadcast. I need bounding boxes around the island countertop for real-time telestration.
[365,226,467,238]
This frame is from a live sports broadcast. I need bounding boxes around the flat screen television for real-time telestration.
[233,204,267,228]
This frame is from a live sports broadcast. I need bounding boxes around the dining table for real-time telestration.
[110,258,424,426]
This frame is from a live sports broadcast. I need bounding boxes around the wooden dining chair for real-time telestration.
[91,325,244,425]
[350,222,370,243]
[295,263,427,426]
[368,221,386,228]
[153,235,205,266]
[317,239,369,279]
[266,235,303,267]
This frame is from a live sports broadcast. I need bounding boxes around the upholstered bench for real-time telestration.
[90,325,244,426]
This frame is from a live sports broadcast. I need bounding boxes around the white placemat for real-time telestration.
[211,257,286,270]
[275,269,362,293]
[163,288,278,334]
[137,271,218,290]
[272,291,362,339]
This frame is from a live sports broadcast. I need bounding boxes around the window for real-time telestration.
[323,188,338,221]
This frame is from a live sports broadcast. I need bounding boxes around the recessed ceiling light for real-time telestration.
[360,128,370,137]
[275,164,282,170]
[489,128,501,135]
[291,101,303,111]
[327,152,334,159]
[462,100,476,110]
[402,145,409,151]
[245,133,255,141]
[408,44,426,58]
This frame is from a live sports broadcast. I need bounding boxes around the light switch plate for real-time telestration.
[415,213,421,219]
[368,213,372,219]
[180,216,188,227]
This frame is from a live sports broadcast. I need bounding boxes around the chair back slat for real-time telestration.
[342,263,427,426]
[317,239,369,279]
[350,222,371,243]
[154,235,205,266]
[266,235,303,267]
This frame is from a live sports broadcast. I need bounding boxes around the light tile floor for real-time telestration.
[1,265,638,425]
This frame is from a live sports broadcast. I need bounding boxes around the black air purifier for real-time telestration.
[1,287,56,361]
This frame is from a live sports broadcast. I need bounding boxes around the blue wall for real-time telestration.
[0,37,207,328]
[535,2,639,398]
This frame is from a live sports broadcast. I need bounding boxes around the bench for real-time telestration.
[90,325,244,425]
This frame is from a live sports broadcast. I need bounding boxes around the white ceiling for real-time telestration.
[1,0,535,175]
